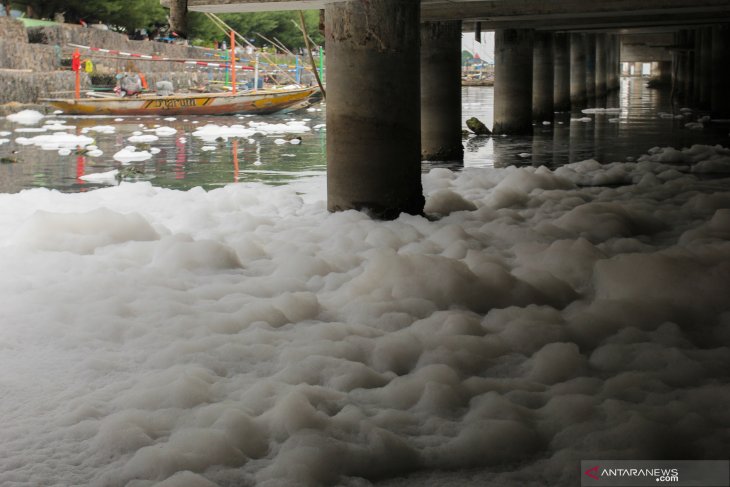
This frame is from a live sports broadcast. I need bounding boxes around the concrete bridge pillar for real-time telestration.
[324,0,424,217]
[585,34,597,106]
[674,30,688,102]
[595,34,608,105]
[421,20,463,161]
[553,33,571,112]
[608,34,620,92]
[532,31,554,123]
[494,28,534,134]
[650,61,672,85]
[615,35,623,90]
[684,30,695,106]
[711,24,730,116]
[692,29,703,105]
[699,27,712,110]
[570,33,587,110]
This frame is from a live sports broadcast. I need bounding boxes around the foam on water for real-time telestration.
[5,109,44,125]
[0,144,728,486]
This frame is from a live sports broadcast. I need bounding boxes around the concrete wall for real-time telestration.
[0,71,90,106]
[26,24,207,73]
[0,39,59,70]
[0,18,229,104]
[0,16,28,42]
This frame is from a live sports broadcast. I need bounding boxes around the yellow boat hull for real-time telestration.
[42,87,319,116]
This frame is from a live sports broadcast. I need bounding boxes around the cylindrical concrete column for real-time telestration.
[421,20,463,161]
[711,24,730,116]
[494,28,534,134]
[610,34,621,91]
[325,0,423,217]
[684,30,695,106]
[595,34,608,104]
[699,27,712,110]
[675,30,688,102]
[585,34,597,106]
[650,61,671,86]
[607,35,616,89]
[693,29,703,105]
[533,31,554,122]
[672,31,683,101]
[553,33,571,112]
[570,33,587,110]
[633,62,644,76]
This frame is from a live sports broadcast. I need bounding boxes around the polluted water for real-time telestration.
[0,80,728,486]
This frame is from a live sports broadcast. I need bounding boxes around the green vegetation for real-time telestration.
[6,0,323,50]
[7,0,167,33]
[188,11,323,49]
[462,50,474,64]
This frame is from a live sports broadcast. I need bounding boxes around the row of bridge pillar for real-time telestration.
[494,30,622,134]
[324,0,729,218]
[671,25,730,116]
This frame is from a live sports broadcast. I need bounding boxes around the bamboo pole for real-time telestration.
[298,11,325,99]
[289,18,320,49]
[205,12,299,86]
[255,32,288,55]
[274,37,297,57]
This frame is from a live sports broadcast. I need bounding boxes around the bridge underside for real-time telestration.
[188,0,730,28]
[186,0,730,218]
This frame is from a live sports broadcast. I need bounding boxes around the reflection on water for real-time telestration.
[1,78,729,193]
[462,78,730,169]
[0,108,327,194]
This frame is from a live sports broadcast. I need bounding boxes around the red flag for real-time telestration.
[72,49,81,71]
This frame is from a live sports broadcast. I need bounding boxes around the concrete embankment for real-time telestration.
[0,17,225,105]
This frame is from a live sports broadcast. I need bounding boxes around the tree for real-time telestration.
[188,10,323,50]
[8,0,322,50]
[167,0,187,38]
[8,0,166,32]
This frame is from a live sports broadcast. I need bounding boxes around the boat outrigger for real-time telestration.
[42,86,320,116]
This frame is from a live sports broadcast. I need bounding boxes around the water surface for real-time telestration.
[1,78,728,194]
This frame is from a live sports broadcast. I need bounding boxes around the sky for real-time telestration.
[462,31,495,63]
[0,111,729,486]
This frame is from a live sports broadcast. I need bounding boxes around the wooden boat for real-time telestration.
[42,86,319,116]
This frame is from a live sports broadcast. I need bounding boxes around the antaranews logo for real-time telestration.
[582,464,679,484]
[580,460,729,487]
[584,465,600,480]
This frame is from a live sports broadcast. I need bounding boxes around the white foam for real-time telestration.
[79,169,120,183]
[14,127,47,133]
[0,144,728,486]
[155,127,177,136]
[83,125,116,134]
[14,132,95,150]
[6,109,44,125]
[582,108,622,114]
[128,134,159,143]
[113,146,153,162]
